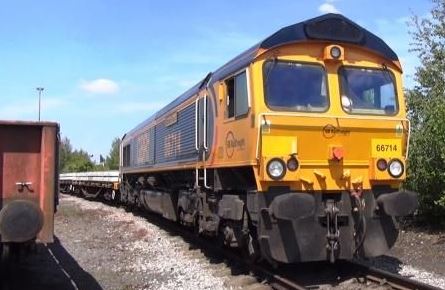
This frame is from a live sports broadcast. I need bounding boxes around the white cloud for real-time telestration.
[80,78,120,94]
[318,1,340,14]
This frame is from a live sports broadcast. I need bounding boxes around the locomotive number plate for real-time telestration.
[371,139,402,158]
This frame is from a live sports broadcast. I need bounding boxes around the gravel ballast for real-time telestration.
[55,194,268,290]
[362,229,445,289]
[2,194,444,290]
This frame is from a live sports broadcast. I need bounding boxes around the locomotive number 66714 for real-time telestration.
[102,14,419,265]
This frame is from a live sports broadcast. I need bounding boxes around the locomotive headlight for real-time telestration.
[267,158,286,180]
[330,46,342,59]
[388,159,404,178]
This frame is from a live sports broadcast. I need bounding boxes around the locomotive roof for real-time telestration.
[211,13,398,84]
[124,13,398,139]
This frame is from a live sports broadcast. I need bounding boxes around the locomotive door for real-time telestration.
[196,95,208,161]
[195,95,212,188]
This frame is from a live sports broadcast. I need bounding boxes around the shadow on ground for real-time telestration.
[1,237,102,290]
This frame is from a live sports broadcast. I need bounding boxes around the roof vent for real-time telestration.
[304,16,364,43]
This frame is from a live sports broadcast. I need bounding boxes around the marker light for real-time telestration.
[267,158,286,180]
[287,157,299,171]
[323,45,344,61]
[376,159,388,171]
[330,46,342,59]
[388,159,404,178]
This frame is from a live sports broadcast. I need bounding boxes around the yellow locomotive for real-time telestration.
[120,14,417,264]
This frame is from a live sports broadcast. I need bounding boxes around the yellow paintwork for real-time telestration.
[208,41,408,193]
[262,135,298,157]
[124,40,409,195]
[371,139,402,158]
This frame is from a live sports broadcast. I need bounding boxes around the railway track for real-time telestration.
[78,195,440,290]
[346,260,441,290]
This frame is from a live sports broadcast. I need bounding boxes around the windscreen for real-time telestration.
[264,61,328,112]
[339,67,398,115]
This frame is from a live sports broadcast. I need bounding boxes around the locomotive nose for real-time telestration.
[0,200,44,243]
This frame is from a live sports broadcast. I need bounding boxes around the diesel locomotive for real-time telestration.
[75,13,419,265]
[0,121,59,260]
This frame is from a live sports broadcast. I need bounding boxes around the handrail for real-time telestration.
[195,98,199,151]
[203,95,208,151]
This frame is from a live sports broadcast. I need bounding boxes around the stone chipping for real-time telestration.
[56,194,267,290]
[45,194,445,290]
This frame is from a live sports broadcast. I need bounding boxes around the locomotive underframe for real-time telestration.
[119,166,414,264]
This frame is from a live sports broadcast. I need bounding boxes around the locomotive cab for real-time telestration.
[243,15,418,263]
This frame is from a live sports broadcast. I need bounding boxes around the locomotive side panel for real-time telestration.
[122,98,204,172]
[155,103,198,165]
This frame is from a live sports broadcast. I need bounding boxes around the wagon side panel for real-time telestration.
[0,123,58,244]
[38,125,58,243]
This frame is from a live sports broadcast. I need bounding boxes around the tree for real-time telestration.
[105,137,120,170]
[58,136,94,173]
[64,149,95,172]
[406,0,445,224]
[59,137,73,172]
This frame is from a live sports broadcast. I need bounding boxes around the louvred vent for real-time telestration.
[304,17,364,43]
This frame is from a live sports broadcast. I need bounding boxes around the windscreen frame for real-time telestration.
[338,65,400,116]
[262,59,330,113]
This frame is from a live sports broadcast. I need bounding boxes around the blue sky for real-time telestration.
[0,0,432,161]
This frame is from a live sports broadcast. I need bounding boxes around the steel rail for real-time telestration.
[65,193,440,290]
[132,207,308,290]
[347,260,441,290]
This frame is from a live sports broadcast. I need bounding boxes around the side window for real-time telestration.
[225,71,249,119]
[123,144,131,167]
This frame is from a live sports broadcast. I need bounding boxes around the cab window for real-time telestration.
[226,71,249,118]
[339,67,398,115]
[264,60,328,112]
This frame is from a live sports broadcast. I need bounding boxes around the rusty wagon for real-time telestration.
[0,121,59,259]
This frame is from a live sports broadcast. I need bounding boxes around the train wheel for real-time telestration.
[193,214,201,236]
[242,233,260,263]
[193,199,204,236]
[216,224,228,248]
[178,209,184,225]
[135,196,142,210]
[1,244,11,264]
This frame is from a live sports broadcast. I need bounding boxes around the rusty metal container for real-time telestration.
[0,121,59,243]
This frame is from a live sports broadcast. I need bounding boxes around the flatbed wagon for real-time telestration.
[60,171,120,201]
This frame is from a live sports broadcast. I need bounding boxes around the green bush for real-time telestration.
[406,0,445,226]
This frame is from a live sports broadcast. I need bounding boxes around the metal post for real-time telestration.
[36,87,44,121]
